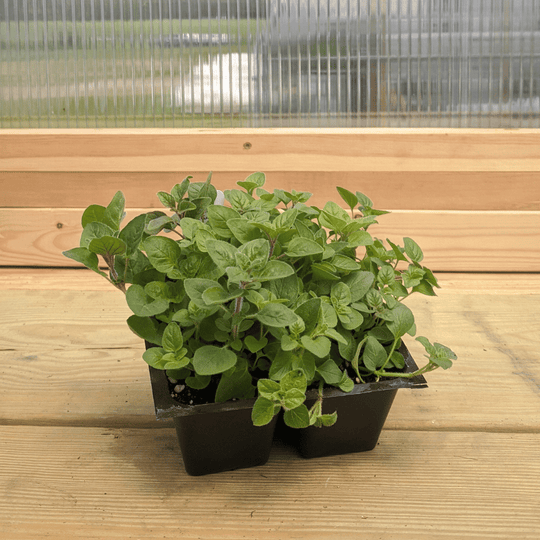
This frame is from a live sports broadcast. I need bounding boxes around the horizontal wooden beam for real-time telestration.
[1,208,538,271]
[2,170,540,210]
[2,128,540,172]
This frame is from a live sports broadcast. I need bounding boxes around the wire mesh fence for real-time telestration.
[1,0,539,127]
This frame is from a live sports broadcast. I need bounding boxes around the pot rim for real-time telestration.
[148,342,427,420]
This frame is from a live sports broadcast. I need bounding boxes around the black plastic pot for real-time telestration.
[277,343,427,459]
[148,365,277,476]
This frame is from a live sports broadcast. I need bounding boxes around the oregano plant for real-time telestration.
[64,172,456,429]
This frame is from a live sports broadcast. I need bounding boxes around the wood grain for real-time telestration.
[1,273,539,431]
[2,129,540,172]
[1,207,538,270]
[0,427,539,539]
[2,170,540,210]
[3,268,540,293]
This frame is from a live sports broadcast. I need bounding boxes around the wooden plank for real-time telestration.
[2,129,540,172]
[1,207,538,271]
[0,427,539,539]
[2,170,540,211]
[3,268,540,293]
[1,274,539,431]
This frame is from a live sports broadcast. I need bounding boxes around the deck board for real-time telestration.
[0,426,539,540]
[1,269,539,538]
[1,207,539,270]
[1,271,539,432]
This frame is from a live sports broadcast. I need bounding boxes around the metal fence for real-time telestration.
[1,0,539,127]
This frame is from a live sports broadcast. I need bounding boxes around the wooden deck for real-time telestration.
[1,269,539,539]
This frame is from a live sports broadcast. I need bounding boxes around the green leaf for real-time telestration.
[126,284,170,317]
[256,303,299,328]
[104,191,126,230]
[252,397,276,426]
[258,379,281,399]
[324,327,348,345]
[226,218,263,244]
[281,334,299,351]
[171,178,191,202]
[238,238,270,269]
[192,346,237,376]
[342,271,375,302]
[244,335,268,353]
[412,280,438,297]
[317,412,338,427]
[80,222,115,249]
[185,373,211,389]
[387,304,415,338]
[311,262,340,281]
[240,172,266,191]
[347,230,374,247]
[336,327,356,362]
[316,358,343,384]
[362,336,388,371]
[225,189,254,212]
[81,204,107,228]
[145,215,175,235]
[162,322,184,354]
[338,371,355,392]
[157,191,176,209]
[119,215,147,256]
[88,236,127,257]
[387,239,408,262]
[144,280,184,303]
[389,351,406,369]
[402,265,425,288]
[206,205,241,239]
[300,335,331,358]
[329,254,360,273]
[377,265,396,286]
[336,186,359,211]
[201,285,242,305]
[280,369,308,393]
[188,177,217,203]
[286,237,324,257]
[264,275,301,305]
[184,278,222,306]
[321,303,338,328]
[282,389,306,410]
[253,260,295,282]
[215,364,255,402]
[339,309,364,331]
[143,236,182,278]
[127,315,162,346]
[269,350,295,381]
[274,208,298,231]
[205,239,238,270]
[62,247,108,279]
[416,336,457,370]
[404,237,424,263]
[142,347,167,369]
[283,405,310,429]
[295,298,322,335]
[162,352,190,370]
[356,191,374,208]
[319,201,349,232]
[331,282,352,307]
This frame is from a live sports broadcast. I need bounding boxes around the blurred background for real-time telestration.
[1,0,539,128]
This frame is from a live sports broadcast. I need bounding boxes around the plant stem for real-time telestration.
[231,282,247,340]
[378,336,400,372]
[377,362,437,379]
